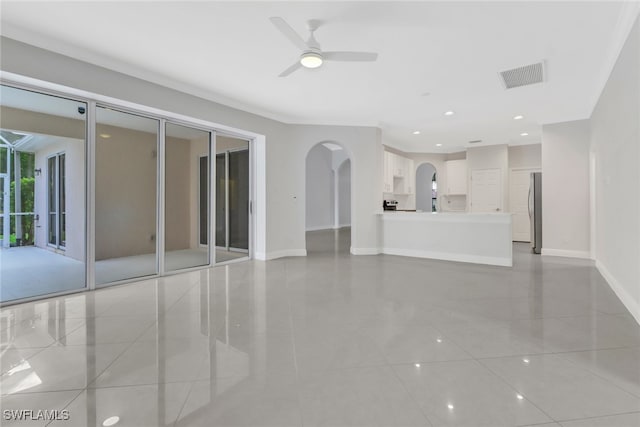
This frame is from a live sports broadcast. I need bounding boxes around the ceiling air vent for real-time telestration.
[468,140,482,144]
[499,61,545,89]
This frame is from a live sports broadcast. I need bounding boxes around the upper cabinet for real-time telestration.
[383,150,414,195]
[445,159,467,195]
[393,155,406,178]
[383,151,393,193]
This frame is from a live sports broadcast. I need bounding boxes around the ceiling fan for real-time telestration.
[269,17,378,77]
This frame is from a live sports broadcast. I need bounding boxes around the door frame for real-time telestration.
[215,144,251,257]
[46,151,66,250]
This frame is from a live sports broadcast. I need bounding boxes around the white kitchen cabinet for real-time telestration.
[383,151,393,193]
[393,154,405,177]
[405,159,415,194]
[383,150,414,195]
[446,159,467,195]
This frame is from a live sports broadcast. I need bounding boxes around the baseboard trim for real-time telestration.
[255,249,307,261]
[382,247,512,267]
[541,248,591,259]
[305,225,334,232]
[350,247,380,255]
[595,260,640,325]
[306,225,352,232]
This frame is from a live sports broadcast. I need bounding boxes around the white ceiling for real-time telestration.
[1,1,638,153]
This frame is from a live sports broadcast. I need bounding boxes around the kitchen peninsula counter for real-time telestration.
[377,211,513,266]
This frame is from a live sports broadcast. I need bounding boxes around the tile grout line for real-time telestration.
[553,409,640,424]
[171,379,197,427]
[45,388,85,427]
[475,356,558,424]
[387,361,436,427]
[283,258,306,427]
[552,348,640,401]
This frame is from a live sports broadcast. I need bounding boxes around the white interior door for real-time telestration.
[509,168,539,242]
[471,169,502,213]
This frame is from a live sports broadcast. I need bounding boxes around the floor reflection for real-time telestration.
[0,229,639,426]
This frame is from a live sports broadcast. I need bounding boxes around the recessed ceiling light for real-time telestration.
[99,133,111,139]
[516,394,524,400]
[436,144,443,147]
[436,338,442,343]
[447,404,454,410]
[520,132,529,136]
[523,358,530,364]
[414,363,421,368]
[413,131,421,135]
[444,111,455,116]
[513,115,524,120]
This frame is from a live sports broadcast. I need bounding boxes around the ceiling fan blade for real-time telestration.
[323,52,378,62]
[279,61,303,77]
[269,17,308,51]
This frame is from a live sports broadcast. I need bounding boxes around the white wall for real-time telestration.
[0,37,382,259]
[291,126,381,254]
[541,120,591,258]
[466,145,509,211]
[305,144,334,230]
[338,159,351,226]
[508,144,541,169]
[590,14,640,323]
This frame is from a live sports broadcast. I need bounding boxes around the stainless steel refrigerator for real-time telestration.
[529,172,542,254]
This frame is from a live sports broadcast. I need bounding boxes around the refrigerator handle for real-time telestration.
[527,185,532,219]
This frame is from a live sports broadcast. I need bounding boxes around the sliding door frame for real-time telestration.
[227,147,250,254]
[214,143,251,260]
[0,74,259,306]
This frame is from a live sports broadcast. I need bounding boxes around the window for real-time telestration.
[47,152,65,248]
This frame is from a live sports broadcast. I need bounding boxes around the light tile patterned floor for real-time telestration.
[1,229,639,426]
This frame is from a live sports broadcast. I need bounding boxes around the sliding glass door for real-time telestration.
[95,107,159,285]
[164,122,211,272]
[228,149,249,250]
[215,136,250,263]
[0,83,253,303]
[0,84,86,303]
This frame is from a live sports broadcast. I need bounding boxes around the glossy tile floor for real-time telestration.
[1,228,639,426]
[1,248,248,303]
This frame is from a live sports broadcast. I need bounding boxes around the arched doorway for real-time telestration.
[416,163,438,212]
[305,142,352,253]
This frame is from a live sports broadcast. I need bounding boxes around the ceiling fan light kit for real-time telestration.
[300,51,323,68]
[270,16,378,77]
